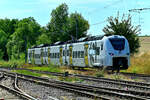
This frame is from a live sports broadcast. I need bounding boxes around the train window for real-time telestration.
[77,51,79,58]
[74,51,76,58]
[95,47,100,55]
[73,51,75,58]
[43,52,47,57]
[63,50,65,56]
[56,53,57,58]
[101,43,103,50]
[81,51,84,58]
[35,54,40,58]
[57,53,59,58]
[49,53,51,58]
[56,53,58,58]
[50,53,53,58]
[58,53,59,58]
[46,52,48,57]
[54,53,56,58]
[51,53,53,58]
[109,38,125,50]
[67,50,69,56]
[53,53,54,58]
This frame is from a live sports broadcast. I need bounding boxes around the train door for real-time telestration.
[31,50,35,64]
[94,42,99,64]
[84,44,89,66]
[99,42,104,66]
[69,46,73,65]
[48,48,50,64]
[59,47,63,65]
[41,48,44,65]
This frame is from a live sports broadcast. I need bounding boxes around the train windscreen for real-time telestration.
[109,38,125,50]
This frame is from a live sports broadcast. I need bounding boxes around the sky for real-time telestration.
[0,0,150,36]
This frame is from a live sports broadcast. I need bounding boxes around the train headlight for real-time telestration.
[109,53,114,56]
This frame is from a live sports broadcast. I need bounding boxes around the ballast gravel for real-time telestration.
[0,75,91,100]
[17,79,92,100]
[0,76,23,100]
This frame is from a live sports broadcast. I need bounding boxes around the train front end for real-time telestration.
[105,35,130,71]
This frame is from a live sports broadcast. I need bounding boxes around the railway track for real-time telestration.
[0,73,37,100]
[1,67,150,80]
[3,67,150,90]
[1,70,149,100]
[120,72,150,81]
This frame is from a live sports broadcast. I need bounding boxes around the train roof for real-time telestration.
[30,35,105,49]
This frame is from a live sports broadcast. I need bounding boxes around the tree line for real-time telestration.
[0,3,140,61]
[0,3,89,61]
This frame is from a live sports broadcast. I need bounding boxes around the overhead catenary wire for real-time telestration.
[129,7,150,34]
[90,20,107,26]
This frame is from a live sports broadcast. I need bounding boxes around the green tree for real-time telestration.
[0,18,18,60]
[47,3,68,43]
[36,27,51,45]
[0,30,7,59]
[47,3,89,42]
[7,17,41,61]
[0,18,18,36]
[68,12,89,40]
[103,14,140,54]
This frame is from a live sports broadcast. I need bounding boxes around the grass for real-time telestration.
[12,70,41,77]
[138,36,150,53]
[127,52,150,74]
[0,59,25,68]
[28,65,61,73]
[13,69,82,82]
[58,76,83,82]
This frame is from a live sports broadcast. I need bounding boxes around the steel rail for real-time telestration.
[14,74,38,100]
[0,73,32,100]
[120,72,150,78]
[3,71,109,100]
[2,70,148,100]
[6,68,150,88]
[1,67,150,78]
[1,68,150,91]
[1,67,150,86]
[5,67,150,87]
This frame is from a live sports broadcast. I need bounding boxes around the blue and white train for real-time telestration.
[28,35,130,71]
